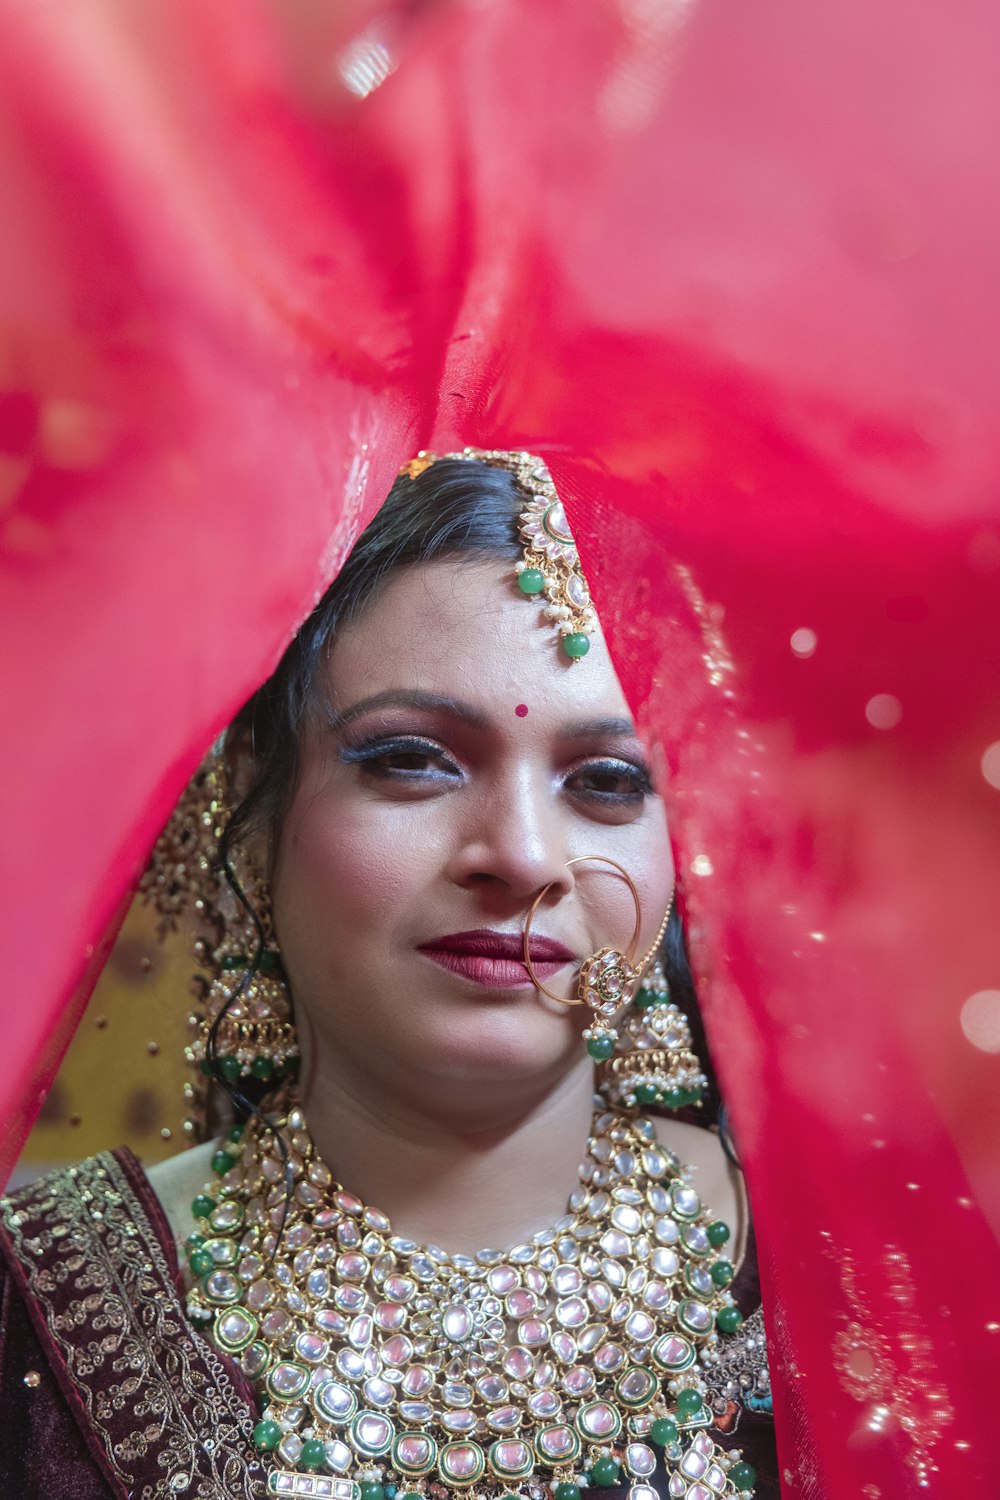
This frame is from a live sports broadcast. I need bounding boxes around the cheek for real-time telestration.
[273,795,440,939]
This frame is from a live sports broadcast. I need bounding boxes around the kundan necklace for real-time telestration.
[185,1096,758,1500]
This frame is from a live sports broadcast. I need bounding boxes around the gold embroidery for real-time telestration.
[2,1152,267,1499]
[825,1235,954,1488]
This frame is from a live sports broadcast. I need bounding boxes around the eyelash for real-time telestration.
[339,735,654,804]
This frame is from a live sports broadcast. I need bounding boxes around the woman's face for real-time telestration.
[270,557,674,1111]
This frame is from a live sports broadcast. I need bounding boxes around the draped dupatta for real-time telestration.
[1,2,999,1494]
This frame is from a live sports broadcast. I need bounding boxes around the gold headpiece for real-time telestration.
[400,448,596,658]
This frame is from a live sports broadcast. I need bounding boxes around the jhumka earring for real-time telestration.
[521,855,673,1060]
[602,959,708,1111]
[401,448,596,659]
[140,744,298,1136]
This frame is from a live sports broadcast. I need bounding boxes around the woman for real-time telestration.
[0,452,776,1499]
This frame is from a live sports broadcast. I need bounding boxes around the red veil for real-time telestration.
[1,2,998,1493]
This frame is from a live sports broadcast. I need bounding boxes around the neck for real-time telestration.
[297,1055,597,1258]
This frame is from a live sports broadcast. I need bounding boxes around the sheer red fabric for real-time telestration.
[1,2,998,1494]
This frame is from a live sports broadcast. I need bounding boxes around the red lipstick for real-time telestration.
[417,928,575,990]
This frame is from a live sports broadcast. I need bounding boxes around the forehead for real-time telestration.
[325,558,631,723]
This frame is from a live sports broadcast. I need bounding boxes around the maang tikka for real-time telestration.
[522,856,706,1111]
[401,448,596,659]
[140,743,298,1137]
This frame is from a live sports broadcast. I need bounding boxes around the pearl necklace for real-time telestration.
[185,1097,757,1500]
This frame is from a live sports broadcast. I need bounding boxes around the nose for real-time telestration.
[446,763,573,909]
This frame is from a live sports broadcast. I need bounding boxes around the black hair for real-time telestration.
[212,458,719,1125]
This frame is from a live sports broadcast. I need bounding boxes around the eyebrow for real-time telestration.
[329,691,637,741]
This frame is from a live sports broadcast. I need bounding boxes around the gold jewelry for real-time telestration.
[139,743,298,1135]
[522,856,673,1062]
[603,960,708,1112]
[399,448,596,660]
[186,1093,756,1499]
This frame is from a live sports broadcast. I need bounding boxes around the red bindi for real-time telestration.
[514,703,529,717]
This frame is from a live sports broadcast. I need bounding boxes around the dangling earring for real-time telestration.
[602,957,708,1110]
[140,743,299,1138]
[188,848,299,1089]
[521,855,673,1061]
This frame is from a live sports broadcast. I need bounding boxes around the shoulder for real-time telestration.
[146,1138,218,1245]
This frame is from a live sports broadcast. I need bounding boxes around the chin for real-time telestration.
[416,1011,582,1086]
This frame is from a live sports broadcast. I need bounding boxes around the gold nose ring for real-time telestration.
[522,855,673,1018]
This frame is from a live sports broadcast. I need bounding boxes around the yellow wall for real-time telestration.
[16,898,193,1177]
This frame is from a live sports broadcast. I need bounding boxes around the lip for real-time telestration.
[417,928,576,990]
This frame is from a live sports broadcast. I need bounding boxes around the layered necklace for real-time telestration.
[185,1096,758,1500]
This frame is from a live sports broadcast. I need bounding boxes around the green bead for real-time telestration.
[300,1439,327,1471]
[188,1248,215,1277]
[218,1055,242,1082]
[199,1058,215,1077]
[662,1086,686,1110]
[227,1124,245,1145]
[250,1056,275,1080]
[635,1081,660,1105]
[707,1219,731,1246]
[674,1387,702,1418]
[211,1150,236,1176]
[252,1419,281,1452]
[191,1194,215,1221]
[360,1484,384,1500]
[563,632,591,659]
[711,1259,735,1287]
[518,567,545,596]
[221,954,250,970]
[589,1457,619,1488]
[554,1484,580,1500]
[650,1417,679,1447]
[586,1035,615,1062]
[398,1493,422,1500]
[184,1232,206,1252]
[729,1460,756,1492]
[717,1305,744,1334]
[384,1489,396,1500]
[259,949,281,972]
[634,987,659,1010]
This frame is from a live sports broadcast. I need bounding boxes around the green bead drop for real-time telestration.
[707,1219,731,1246]
[711,1259,735,1287]
[188,1248,215,1277]
[518,567,545,596]
[650,1416,679,1446]
[586,1035,615,1062]
[300,1439,327,1471]
[211,1149,236,1176]
[227,1124,245,1145]
[662,1086,686,1110]
[218,1055,242,1082]
[589,1457,619,1487]
[554,1484,580,1500]
[191,1194,215,1222]
[717,1305,744,1334]
[360,1483,385,1500]
[635,1081,660,1105]
[634,987,659,1010]
[674,1387,702,1418]
[184,1232,206,1252]
[398,1492,422,1500]
[563,632,591,659]
[252,1419,281,1452]
[729,1460,757,1491]
[250,1056,275,1080]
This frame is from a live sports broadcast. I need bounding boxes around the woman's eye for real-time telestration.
[567,759,653,803]
[339,735,463,783]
